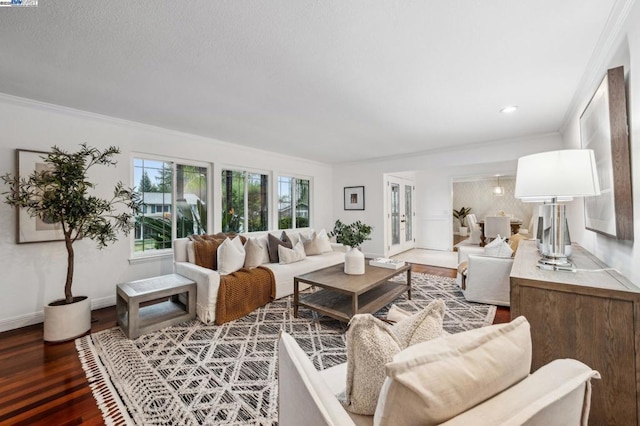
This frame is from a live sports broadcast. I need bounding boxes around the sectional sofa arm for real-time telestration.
[174,261,220,324]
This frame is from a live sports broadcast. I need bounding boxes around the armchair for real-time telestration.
[456,245,512,306]
[278,318,600,425]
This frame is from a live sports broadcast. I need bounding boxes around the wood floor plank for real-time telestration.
[0,264,507,424]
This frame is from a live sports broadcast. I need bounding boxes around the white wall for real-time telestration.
[333,133,563,256]
[0,95,334,331]
[561,1,640,285]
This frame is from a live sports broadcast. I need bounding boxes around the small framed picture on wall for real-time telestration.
[344,186,365,210]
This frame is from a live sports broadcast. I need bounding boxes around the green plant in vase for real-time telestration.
[329,219,373,275]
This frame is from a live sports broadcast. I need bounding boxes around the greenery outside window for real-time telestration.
[133,157,208,254]
[278,176,310,229]
[221,169,269,233]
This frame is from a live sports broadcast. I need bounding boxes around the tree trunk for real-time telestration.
[64,234,74,304]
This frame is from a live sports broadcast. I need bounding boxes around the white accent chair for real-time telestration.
[466,214,482,245]
[278,325,600,426]
[484,216,511,242]
[456,245,512,306]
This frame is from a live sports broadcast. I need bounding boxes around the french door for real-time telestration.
[386,176,415,256]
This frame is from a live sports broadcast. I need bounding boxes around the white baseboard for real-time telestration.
[0,296,117,333]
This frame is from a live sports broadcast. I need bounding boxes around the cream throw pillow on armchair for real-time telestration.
[344,300,446,415]
[374,316,532,425]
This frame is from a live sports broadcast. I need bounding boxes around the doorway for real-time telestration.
[386,175,415,256]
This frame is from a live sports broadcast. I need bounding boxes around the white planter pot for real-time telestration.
[459,226,468,237]
[344,246,365,275]
[43,296,91,342]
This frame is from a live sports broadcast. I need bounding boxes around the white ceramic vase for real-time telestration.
[344,246,365,275]
[43,296,91,342]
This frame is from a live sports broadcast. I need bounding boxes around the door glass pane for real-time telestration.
[405,184,412,242]
[391,183,400,245]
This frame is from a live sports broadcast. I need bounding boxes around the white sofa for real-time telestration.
[278,320,600,426]
[455,245,512,306]
[173,228,345,323]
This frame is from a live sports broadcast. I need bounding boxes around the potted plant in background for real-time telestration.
[453,206,472,237]
[1,144,141,342]
[329,219,373,275]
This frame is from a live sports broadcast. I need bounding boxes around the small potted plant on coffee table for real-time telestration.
[329,219,373,275]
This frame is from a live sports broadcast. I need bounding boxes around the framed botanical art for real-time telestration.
[580,66,633,240]
[344,186,365,210]
[14,149,65,243]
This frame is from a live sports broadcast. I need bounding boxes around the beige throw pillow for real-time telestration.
[217,236,246,275]
[279,241,307,264]
[345,301,446,415]
[373,316,532,426]
[244,237,266,269]
[345,315,402,415]
[302,232,324,256]
[391,300,445,347]
[317,229,333,253]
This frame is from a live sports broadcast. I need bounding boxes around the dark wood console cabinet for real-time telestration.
[510,241,640,425]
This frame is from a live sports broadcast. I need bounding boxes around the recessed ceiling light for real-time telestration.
[500,105,519,114]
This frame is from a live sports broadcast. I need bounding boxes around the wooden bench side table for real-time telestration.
[116,273,196,339]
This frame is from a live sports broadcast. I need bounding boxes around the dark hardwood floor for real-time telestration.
[0,264,509,425]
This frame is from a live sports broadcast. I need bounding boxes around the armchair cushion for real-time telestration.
[483,235,513,258]
[373,316,532,425]
[345,301,446,415]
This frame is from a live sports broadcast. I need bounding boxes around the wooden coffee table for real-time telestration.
[293,262,411,322]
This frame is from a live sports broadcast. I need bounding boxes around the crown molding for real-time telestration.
[560,0,636,134]
[0,92,331,168]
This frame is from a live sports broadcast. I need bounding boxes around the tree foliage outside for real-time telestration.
[138,171,157,192]
[1,144,142,303]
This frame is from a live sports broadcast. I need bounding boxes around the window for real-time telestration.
[221,169,269,233]
[278,176,310,229]
[133,157,209,254]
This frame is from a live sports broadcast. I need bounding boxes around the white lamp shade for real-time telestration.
[515,149,601,199]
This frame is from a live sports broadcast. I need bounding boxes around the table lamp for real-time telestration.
[514,149,600,270]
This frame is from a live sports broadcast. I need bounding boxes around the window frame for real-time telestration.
[219,165,271,233]
[131,153,212,259]
[277,173,313,230]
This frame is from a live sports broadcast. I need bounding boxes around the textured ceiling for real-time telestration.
[0,0,618,163]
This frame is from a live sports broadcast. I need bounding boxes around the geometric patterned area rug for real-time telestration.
[76,273,496,425]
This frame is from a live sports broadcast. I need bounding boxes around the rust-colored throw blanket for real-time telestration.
[215,266,275,325]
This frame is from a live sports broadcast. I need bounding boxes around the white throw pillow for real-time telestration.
[278,241,307,264]
[483,235,513,258]
[373,316,532,426]
[244,237,266,269]
[217,237,246,275]
[345,302,446,416]
[386,304,412,323]
[316,228,333,253]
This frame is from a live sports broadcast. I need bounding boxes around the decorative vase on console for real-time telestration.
[329,219,373,275]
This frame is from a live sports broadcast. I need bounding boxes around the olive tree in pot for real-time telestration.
[329,219,373,275]
[1,144,141,342]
